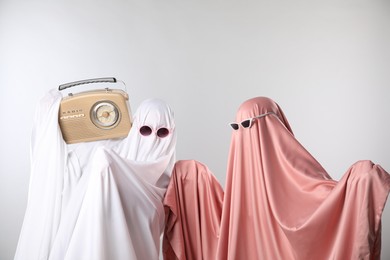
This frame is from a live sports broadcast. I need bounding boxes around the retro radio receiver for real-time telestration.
[58,77,132,144]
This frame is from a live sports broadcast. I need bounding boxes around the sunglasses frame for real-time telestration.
[230,112,276,130]
[139,125,171,138]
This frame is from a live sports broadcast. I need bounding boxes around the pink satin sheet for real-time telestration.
[218,97,390,260]
[163,160,224,260]
[164,97,390,260]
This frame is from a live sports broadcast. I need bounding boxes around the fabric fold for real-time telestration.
[163,160,224,260]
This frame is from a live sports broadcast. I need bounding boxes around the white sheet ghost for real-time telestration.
[14,89,176,260]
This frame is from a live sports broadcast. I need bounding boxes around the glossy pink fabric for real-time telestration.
[163,160,224,260]
[216,97,390,260]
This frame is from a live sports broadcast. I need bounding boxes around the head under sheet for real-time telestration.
[114,98,177,188]
[225,96,333,213]
[116,98,176,161]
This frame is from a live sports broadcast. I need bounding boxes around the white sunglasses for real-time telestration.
[230,112,276,130]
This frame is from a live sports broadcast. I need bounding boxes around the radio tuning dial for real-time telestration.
[91,101,120,128]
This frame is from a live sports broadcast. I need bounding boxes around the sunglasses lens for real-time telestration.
[139,126,152,136]
[241,119,252,128]
[230,123,239,130]
[157,127,169,138]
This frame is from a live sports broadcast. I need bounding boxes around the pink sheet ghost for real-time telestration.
[216,97,390,260]
[163,96,390,260]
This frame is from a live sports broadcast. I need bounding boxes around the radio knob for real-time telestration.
[91,101,120,129]
[102,111,110,118]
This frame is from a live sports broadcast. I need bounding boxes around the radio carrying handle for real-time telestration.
[58,77,127,93]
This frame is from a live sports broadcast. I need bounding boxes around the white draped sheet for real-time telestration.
[15,89,176,260]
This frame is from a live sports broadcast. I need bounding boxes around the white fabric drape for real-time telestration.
[15,90,176,260]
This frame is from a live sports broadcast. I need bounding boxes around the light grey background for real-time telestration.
[1,1,389,259]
